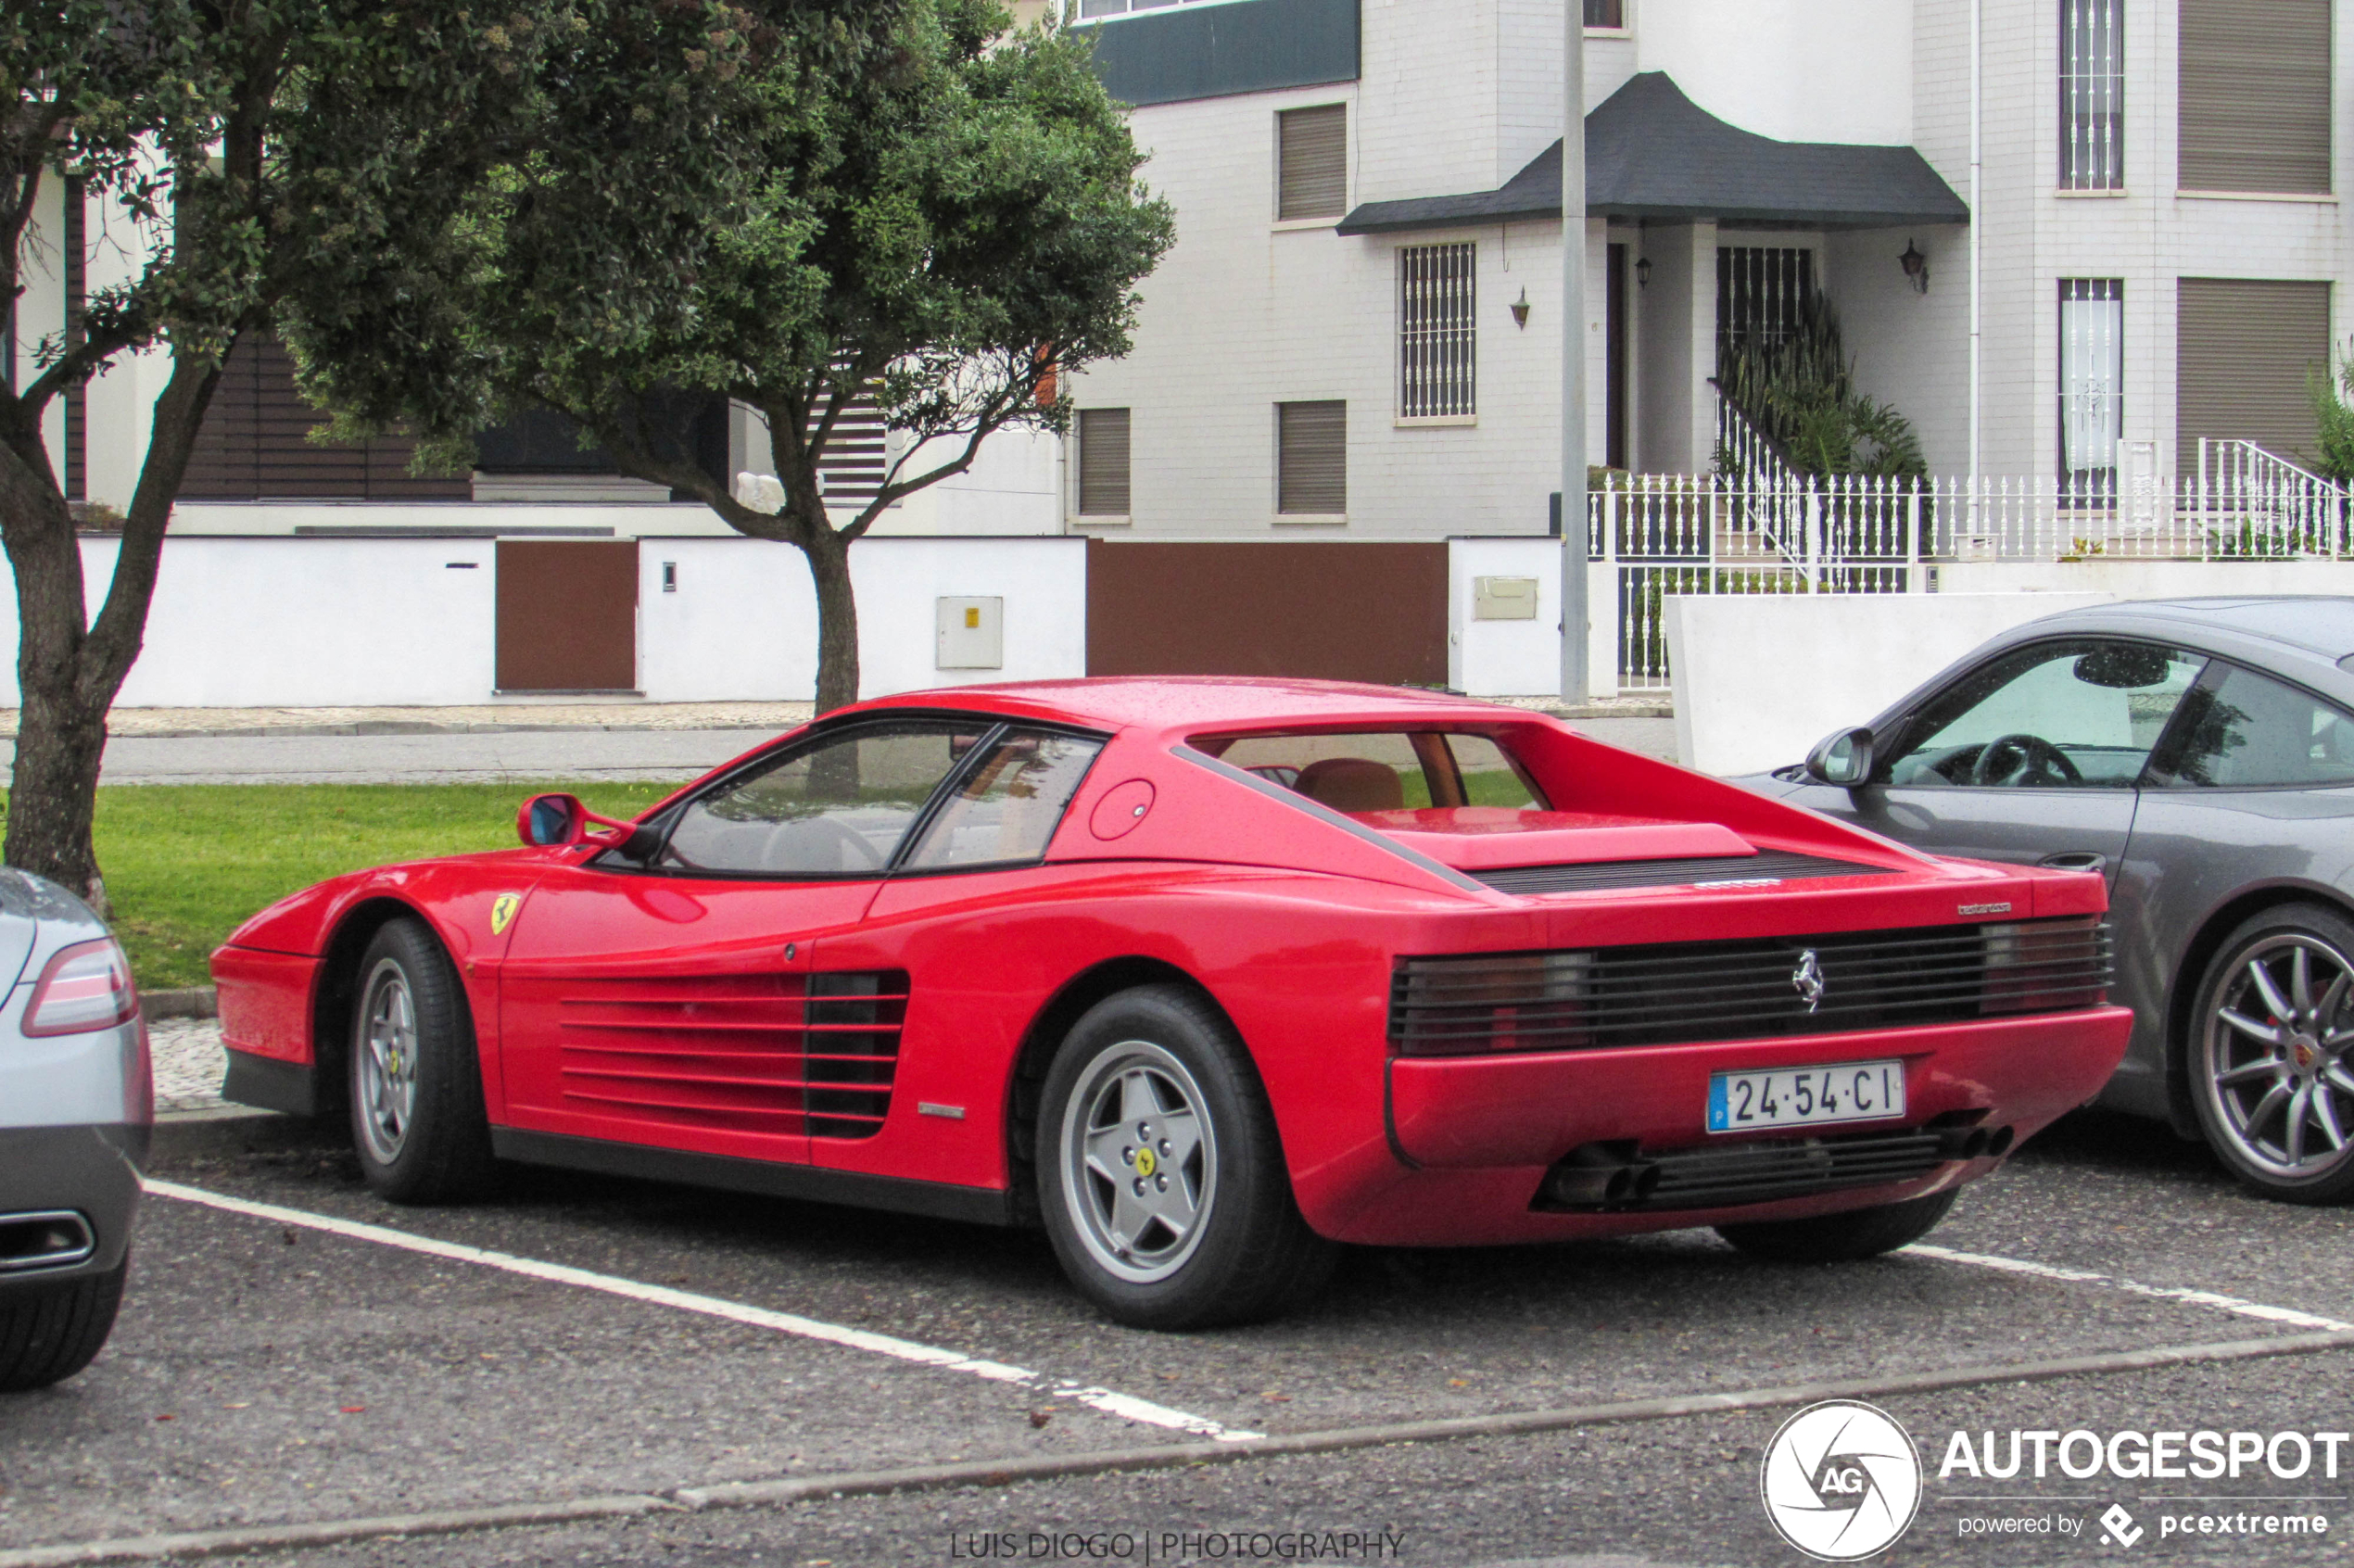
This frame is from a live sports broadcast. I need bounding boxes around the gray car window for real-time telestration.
[1884,639,2204,789]
[2153,665,2354,790]
[901,729,1104,869]
[659,723,984,875]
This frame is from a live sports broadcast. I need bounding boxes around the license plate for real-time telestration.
[1706,1059,1906,1133]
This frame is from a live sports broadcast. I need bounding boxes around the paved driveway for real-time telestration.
[3,1106,2346,1567]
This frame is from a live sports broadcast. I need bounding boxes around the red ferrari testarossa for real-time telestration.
[214,678,2131,1327]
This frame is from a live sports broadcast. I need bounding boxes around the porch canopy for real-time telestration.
[1336,72,1968,235]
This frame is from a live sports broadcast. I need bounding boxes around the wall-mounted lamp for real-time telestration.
[1510,287,1531,329]
[1634,256,1652,288]
[1898,238,1930,295]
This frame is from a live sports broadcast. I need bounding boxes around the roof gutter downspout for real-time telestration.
[1968,0,1983,528]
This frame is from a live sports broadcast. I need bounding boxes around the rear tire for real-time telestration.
[349,918,497,1204]
[0,1260,127,1392]
[1037,985,1336,1330]
[2186,904,2354,1205]
[1715,1189,1958,1263]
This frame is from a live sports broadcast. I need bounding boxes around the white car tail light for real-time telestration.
[22,939,141,1037]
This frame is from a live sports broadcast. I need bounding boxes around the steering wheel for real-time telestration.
[1968,733,2083,788]
[775,814,887,872]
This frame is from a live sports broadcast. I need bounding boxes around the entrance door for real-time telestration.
[496,539,639,692]
[1606,243,1628,471]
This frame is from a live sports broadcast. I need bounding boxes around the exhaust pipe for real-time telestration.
[0,1211,95,1273]
[1539,1145,1659,1208]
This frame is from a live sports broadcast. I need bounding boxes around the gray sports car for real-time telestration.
[1740,597,2354,1203]
[0,869,148,1389]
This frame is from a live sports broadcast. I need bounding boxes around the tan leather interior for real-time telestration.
[1293,756,1405,813]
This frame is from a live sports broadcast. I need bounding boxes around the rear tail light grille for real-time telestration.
[1391,917,2111,1055]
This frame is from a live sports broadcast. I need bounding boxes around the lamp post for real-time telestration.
[1560,0,1588,704]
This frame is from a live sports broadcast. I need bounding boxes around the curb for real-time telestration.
[1547,703,1673,719]
[142,988,218,1021]
[149,1107,319,1161]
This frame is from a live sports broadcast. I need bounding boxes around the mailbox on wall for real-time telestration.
[1472,575,1539,621]
[935,596,1005,669]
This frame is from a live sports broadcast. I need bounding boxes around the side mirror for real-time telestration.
[518,793,664,860]
[520,793,586,846]
[1804,727,1877,789]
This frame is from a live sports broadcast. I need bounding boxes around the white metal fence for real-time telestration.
[1591,460,2353,688]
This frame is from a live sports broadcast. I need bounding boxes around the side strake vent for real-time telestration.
[1391,918,2112,1056]
[1471,850,1893,895]
[558,970,909,1140]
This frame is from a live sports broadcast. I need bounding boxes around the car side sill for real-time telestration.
[487,1129,1019,1228]
[223,1049,320,1119]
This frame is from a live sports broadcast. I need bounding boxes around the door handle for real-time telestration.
[2037,851,2107,876]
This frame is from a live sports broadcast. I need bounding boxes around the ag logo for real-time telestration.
[1759,1399,1922,1561]
[489,893,522,936]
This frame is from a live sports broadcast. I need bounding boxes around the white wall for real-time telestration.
[166,501,740,538]
[1664,591,2112,777]
[1449,537,1560,696]
[1938,560,2354,599]
[1637,0,1913,145]
[0,536,1084,708]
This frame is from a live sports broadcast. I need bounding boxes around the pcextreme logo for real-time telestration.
[1761,1399,1925,1561]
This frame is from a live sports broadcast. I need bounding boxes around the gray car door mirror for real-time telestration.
[1804,727,1877,788]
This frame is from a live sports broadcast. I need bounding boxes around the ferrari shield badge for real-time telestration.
[489,893,522,936]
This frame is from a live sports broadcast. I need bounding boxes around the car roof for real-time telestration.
[854,676,1528,734]
[2036,596,2354,660]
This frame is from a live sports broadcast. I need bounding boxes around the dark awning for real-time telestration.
[1337,72,1968,236]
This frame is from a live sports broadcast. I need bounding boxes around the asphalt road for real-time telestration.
[4,1109,2348,1568]
[5,716,1681,785]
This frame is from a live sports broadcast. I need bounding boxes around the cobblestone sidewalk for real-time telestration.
[151,1017,228,1115]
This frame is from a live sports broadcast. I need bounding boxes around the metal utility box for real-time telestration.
[1472,575,1539,621]
[935,596,1005,669]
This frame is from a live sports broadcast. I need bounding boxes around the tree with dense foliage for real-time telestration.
[0,1,611,904]
[293,0,1174,713]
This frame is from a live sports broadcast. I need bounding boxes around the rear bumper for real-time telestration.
[1303,1005,2133,1246]
[0,1125,143,1297]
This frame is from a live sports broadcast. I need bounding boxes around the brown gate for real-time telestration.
[1085,539,1448,687]
[495,540,640,692]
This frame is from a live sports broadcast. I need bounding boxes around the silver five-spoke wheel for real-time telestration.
[2201,934,2354,1180]
[356,957,421,1165]
[1060,1041,1217,1284]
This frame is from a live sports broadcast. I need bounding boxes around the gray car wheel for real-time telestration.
[2190,904,2354,1205]
[349,919,498,1205]
[1037,985,1336,1330]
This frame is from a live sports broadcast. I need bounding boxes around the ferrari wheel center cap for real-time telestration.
[1134,1147,1158,1178]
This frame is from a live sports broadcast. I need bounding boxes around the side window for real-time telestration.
[902,730,1105,869]
[1884,640,2204,789]
[658,723,979,876]
[2153,665,2354,789]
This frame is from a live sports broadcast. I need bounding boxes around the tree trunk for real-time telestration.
[806,530,860,714]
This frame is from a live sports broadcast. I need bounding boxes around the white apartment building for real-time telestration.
[1060,0,2351,537]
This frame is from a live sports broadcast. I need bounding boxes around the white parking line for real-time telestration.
[1906,1243,2354,1333]
[144,1180,1263,1443]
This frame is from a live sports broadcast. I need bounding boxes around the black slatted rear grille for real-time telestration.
[1538,1131,1951,1212]
[1472,851,1894,895]
[1391,917,2111,1055]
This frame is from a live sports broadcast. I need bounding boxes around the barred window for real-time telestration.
[1584,0,1625,25]
[2060,0,2124,190]
[1076,408,1131,516]
[1398,244,1476,420]
[1277,401,1346,515]
[2059,279,2124,506]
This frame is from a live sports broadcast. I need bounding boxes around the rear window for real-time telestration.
[1192,731,1546,813]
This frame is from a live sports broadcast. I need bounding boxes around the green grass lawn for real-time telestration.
[4,782,679,991]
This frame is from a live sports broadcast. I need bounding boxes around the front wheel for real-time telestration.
[1715,1189,1958,1263]
[2187,905,2354,1205]
[1037,985,1335,1330]
[349,918,497,1205]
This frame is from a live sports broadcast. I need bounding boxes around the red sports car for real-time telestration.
[214,679,2132,1328]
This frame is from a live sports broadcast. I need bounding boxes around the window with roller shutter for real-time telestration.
[1076,408,1131,516]
[1277,400,1346,515]
[1277,105,1347,221]
[2176,278,2334,464]
[2179,0,2332,193]
[177,335,468,501]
